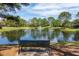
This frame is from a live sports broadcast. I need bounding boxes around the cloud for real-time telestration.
[25,3,79,18]
[13,3,79,20]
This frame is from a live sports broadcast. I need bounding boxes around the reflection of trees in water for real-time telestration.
[48,29,60,40]
[31,29,39,39]
[2,29,78,43]
[61,32,73,42]
[74,31,79,41]
[31,29,49,40]
[57,31,75,42]
[1,30,26,42]
[31,29,61,40]
[41,28,49,37]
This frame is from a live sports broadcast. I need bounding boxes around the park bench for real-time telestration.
[19,40,50,47]
[19,40,50,55]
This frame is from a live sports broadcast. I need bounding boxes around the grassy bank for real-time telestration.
[0,27,79,32]
[0,27,36,32]
[0,26,51,32]
[61,28,79,32]
[51,41,79,46]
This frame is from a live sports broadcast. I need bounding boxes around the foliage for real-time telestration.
[58,11,71,27]
[0,3,29,17]
[30,17,49,27]
[51,19,61,27]
[0,3,29,28]
[1,30,26,42]
[48,16,55,26]
[73,19,79,28]
[0,15,28,27]
[62,20,73,28]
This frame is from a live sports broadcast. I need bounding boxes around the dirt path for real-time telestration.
[0,45,79,56]
[50,45,79,56]
[0,46,19,56]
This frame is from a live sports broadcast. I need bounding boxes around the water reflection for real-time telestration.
[74,31,79,41]
[0,30,26,44]
[0,29,79,44]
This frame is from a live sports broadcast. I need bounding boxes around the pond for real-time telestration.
[0,28,79,45]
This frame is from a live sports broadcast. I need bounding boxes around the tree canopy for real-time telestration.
[58,11,71,22]
[0,3,29,17]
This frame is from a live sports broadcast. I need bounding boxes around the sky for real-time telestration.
[12,3,79,21]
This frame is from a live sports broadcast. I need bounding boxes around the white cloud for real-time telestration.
[25,3,79,19]
[32,3,61,11]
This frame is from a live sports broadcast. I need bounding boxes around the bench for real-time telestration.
[19,40,50,47]
[19,40,50,54]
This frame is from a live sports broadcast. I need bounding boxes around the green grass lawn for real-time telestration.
[0,26,51,32]
[59,28,79,32]
[0,27,36,32]
[51,41,79,46]
[0,27,79,32]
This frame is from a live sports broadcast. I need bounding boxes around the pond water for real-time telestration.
[0,29,79,45]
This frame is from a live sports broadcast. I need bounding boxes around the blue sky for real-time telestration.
[12,3,79,21]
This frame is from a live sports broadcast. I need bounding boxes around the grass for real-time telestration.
[62,28,79,32]
[51,41,79,46]
[0,27,79,32]
[0,27,36,32]
[0,26,51,32]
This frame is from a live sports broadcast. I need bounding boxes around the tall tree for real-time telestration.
[0,3,29,17]
[48,16,55,26]
[31,17,38,27]
[51,19,61,27]
[58,11,71,26]
[76,12,79,18]
[0,3,29,28]
[73,19,79,28]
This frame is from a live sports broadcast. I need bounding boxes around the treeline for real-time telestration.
[0,11,79,28]
[29,11,79,28]
[0,3,79,28]
[0,15,28,27]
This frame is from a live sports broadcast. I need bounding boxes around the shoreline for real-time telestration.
[0,27,79,32]
[0,41,79,56]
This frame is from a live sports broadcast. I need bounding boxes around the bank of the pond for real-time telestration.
[61,28,79,32]
[0,27,79,32]
[0,26,51,32]
[0,27,36,32]
[51,41,79,46]
[50,27,79,32]
[0,45,19,56]
[50,41,79,56]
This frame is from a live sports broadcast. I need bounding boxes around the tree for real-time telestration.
[73,19,79,28]
[0,3,29,28]
[3,20,17,27]
[40,18,49,27]
[1,30,26,42]
[31,17,39,27]
[19,19,28,27]
[51,19,61,27]
[62,20,72,28]
[0,3,29,17]
[76,12,79,18]
[4,15,20,21]
[58,11,71,26]
[2,15,28,27]
[48,16,55,26]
